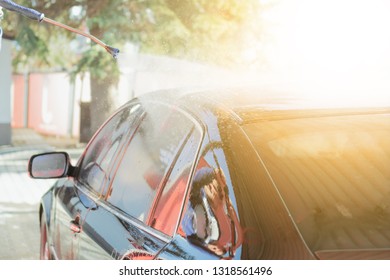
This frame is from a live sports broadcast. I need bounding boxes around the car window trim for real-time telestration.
[142,102,205,236]
[75,99,140,169]
[157,105,205,237]
[102,108,145,199]
[102,111,146,201]
[169,125,204,236]
[98,194,172,243]
[146,126,196,228]
[76,100,143,197]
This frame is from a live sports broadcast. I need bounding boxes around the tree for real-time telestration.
[2,0,266,139]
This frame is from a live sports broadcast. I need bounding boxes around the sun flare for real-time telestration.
[263,0,390,106]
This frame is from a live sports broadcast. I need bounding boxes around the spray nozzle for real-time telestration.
[105,46,120,59]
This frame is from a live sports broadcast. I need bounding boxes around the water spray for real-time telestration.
[0,0,120,58]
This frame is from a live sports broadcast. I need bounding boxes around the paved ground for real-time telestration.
[0,128,85,259]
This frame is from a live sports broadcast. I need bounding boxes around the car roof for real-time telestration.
[138,86,390,124]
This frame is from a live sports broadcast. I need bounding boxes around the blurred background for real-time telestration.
[1,0,390,144]
[1,0,390,259]
[0,0,272,143]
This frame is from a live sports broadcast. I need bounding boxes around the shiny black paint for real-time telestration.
[220,119,314,259]
[48,178,169,259]
[77,193,169,260]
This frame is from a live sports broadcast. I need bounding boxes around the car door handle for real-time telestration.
[69,220,82,233]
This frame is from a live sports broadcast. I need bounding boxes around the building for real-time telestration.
[0,34,12,145]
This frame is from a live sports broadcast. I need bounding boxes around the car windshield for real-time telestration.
[243,111,390,252]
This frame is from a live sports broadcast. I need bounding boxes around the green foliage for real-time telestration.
[72,46,120,82]
[14,23,49,65]
[158,0,264,67]
[3,0,266,75]
[1,0,268,138]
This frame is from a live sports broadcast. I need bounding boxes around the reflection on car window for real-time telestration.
[78,103,141,195]
[107,103,194,224]
[150,128,202,236]
[179,143,243,259]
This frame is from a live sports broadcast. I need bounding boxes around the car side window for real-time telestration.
[150,127,202,236]
[106,103,195,224]
[78,103,142,195]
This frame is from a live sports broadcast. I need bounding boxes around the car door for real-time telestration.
[51,102,142,259]
[77,101,202,259]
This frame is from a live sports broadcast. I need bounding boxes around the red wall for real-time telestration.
[12,72,78,137]
[11,75,25,128]
[27,73,44,130]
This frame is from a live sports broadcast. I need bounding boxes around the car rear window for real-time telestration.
[243,112,390,252]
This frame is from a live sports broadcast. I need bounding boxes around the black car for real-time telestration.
[28,88,390,260]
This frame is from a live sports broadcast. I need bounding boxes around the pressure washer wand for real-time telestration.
[0,0,119,58]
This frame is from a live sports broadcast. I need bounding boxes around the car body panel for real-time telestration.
[77,197,170,260]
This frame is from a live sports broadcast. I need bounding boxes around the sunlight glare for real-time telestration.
[264,0,390,106]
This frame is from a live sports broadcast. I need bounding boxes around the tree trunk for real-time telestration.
[89,75,117,138]
[85,1,119,141]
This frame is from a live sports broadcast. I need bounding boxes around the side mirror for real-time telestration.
[28,152,71,179]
